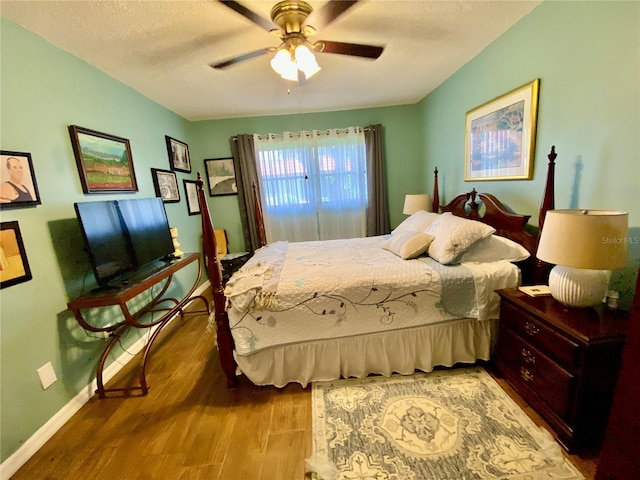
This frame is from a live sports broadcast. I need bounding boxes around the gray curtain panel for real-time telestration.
[365,124,390,236]
[231,134,263,252]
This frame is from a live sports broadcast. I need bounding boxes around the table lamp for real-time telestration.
[403,194,432,215]
[536,209,628,308]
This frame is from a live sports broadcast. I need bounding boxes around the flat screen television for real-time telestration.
[74,197,175,288]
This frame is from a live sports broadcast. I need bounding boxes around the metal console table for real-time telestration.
[67,252,208,398]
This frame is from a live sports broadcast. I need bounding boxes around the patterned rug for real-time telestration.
[309,367,584,480]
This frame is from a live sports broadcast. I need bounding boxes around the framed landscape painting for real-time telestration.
[465,79,540,181]
[205,157,238,196]
[151,168,180,203]
[69,125,138,193]
[0,221,32,289]
[0,150,41,209]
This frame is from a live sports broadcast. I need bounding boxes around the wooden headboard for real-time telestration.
[197,145,557,388]
[433,146,557,284]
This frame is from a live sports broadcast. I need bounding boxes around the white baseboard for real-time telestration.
[0,281,211,480]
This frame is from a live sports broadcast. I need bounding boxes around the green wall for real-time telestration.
[1,0,639,467]
[419,0,639,306]
[0,19,204,463]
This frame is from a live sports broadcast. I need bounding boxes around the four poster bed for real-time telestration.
[196,147,557,389]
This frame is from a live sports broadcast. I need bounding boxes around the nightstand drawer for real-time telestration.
[501,302,580,368]
[499,326,576,419]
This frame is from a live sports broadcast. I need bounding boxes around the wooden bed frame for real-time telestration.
[196,146,558,389]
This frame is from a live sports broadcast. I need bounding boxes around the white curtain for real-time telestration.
[254,127,367,242]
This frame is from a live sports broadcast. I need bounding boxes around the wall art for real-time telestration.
[69,125,138,193]
[465,79,540,181]
[0,150,41,209]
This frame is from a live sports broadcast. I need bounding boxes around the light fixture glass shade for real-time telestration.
[294,45,321,79]
[270,49,297,80]
[537,209,628,308]
[403,194,432,215]
[279,65,299,81]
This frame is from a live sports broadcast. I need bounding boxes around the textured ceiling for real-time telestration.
[1,0,541,121]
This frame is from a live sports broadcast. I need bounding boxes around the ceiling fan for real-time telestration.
[211,0,384,81]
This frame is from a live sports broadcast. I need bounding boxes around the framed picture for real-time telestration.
[68,125,138,193]
[0,150,41,209]
[1,221,32,289]
[165,136,191,173]
[183,179,200,215]
[151,168,180,203]
[465,79,540,181]
[205,157,238,196]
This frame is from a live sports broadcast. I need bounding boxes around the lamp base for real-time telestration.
[548,265,610,308]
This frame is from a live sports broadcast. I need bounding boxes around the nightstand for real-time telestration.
[494,288,628,452]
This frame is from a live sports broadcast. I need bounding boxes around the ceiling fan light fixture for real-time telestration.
[214,1,386,75]
[270,49,294,74]
[294,44,321,79]
[270,43,320,81]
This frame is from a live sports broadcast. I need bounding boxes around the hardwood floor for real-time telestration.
[12,297,598,479]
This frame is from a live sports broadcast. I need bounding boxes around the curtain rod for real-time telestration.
[233,126,373,142]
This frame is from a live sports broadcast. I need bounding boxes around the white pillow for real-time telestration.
[382,231,435,259]
[391,210,440,235]
[457,235,531,263]
[425,212,495,264]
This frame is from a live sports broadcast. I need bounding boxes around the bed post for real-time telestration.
[252,182,267,247]
[530,146,557,285]
[432,167,440,213]
[539,146,556,229]
[196,173,238,389]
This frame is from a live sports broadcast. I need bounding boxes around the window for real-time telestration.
[254,127,367,242]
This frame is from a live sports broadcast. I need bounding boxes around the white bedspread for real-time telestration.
[225,236,519,356]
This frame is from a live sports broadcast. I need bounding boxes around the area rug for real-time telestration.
[309,366,584,480]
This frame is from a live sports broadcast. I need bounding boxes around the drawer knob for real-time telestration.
[520,367,534,382]
[521,348,536,364]
[524,322,540,336]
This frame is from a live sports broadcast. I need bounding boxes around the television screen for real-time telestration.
[118,198,174,269]
[74,197,174,287]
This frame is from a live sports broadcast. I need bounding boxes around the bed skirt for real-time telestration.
[233,318,498,388]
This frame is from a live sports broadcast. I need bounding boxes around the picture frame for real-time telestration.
[183,179,200,215]
[1,221,32,289]
[151,168,180,203]
[204,157,238,196]
[68,125,138,193]
[0,150,41,209]
[165,136,191,173]
[465,79,540,181]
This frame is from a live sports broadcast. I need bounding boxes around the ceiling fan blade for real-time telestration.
[210,47,274,69]
[306,0,359,31]
[315,40,383,59]
[217,0,277,32]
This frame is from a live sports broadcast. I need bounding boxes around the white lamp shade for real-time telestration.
[537,209,628,270]
[537,209,628,308]
[403,194,432,215]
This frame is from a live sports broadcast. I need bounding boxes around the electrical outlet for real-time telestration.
[36,362,57,390]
